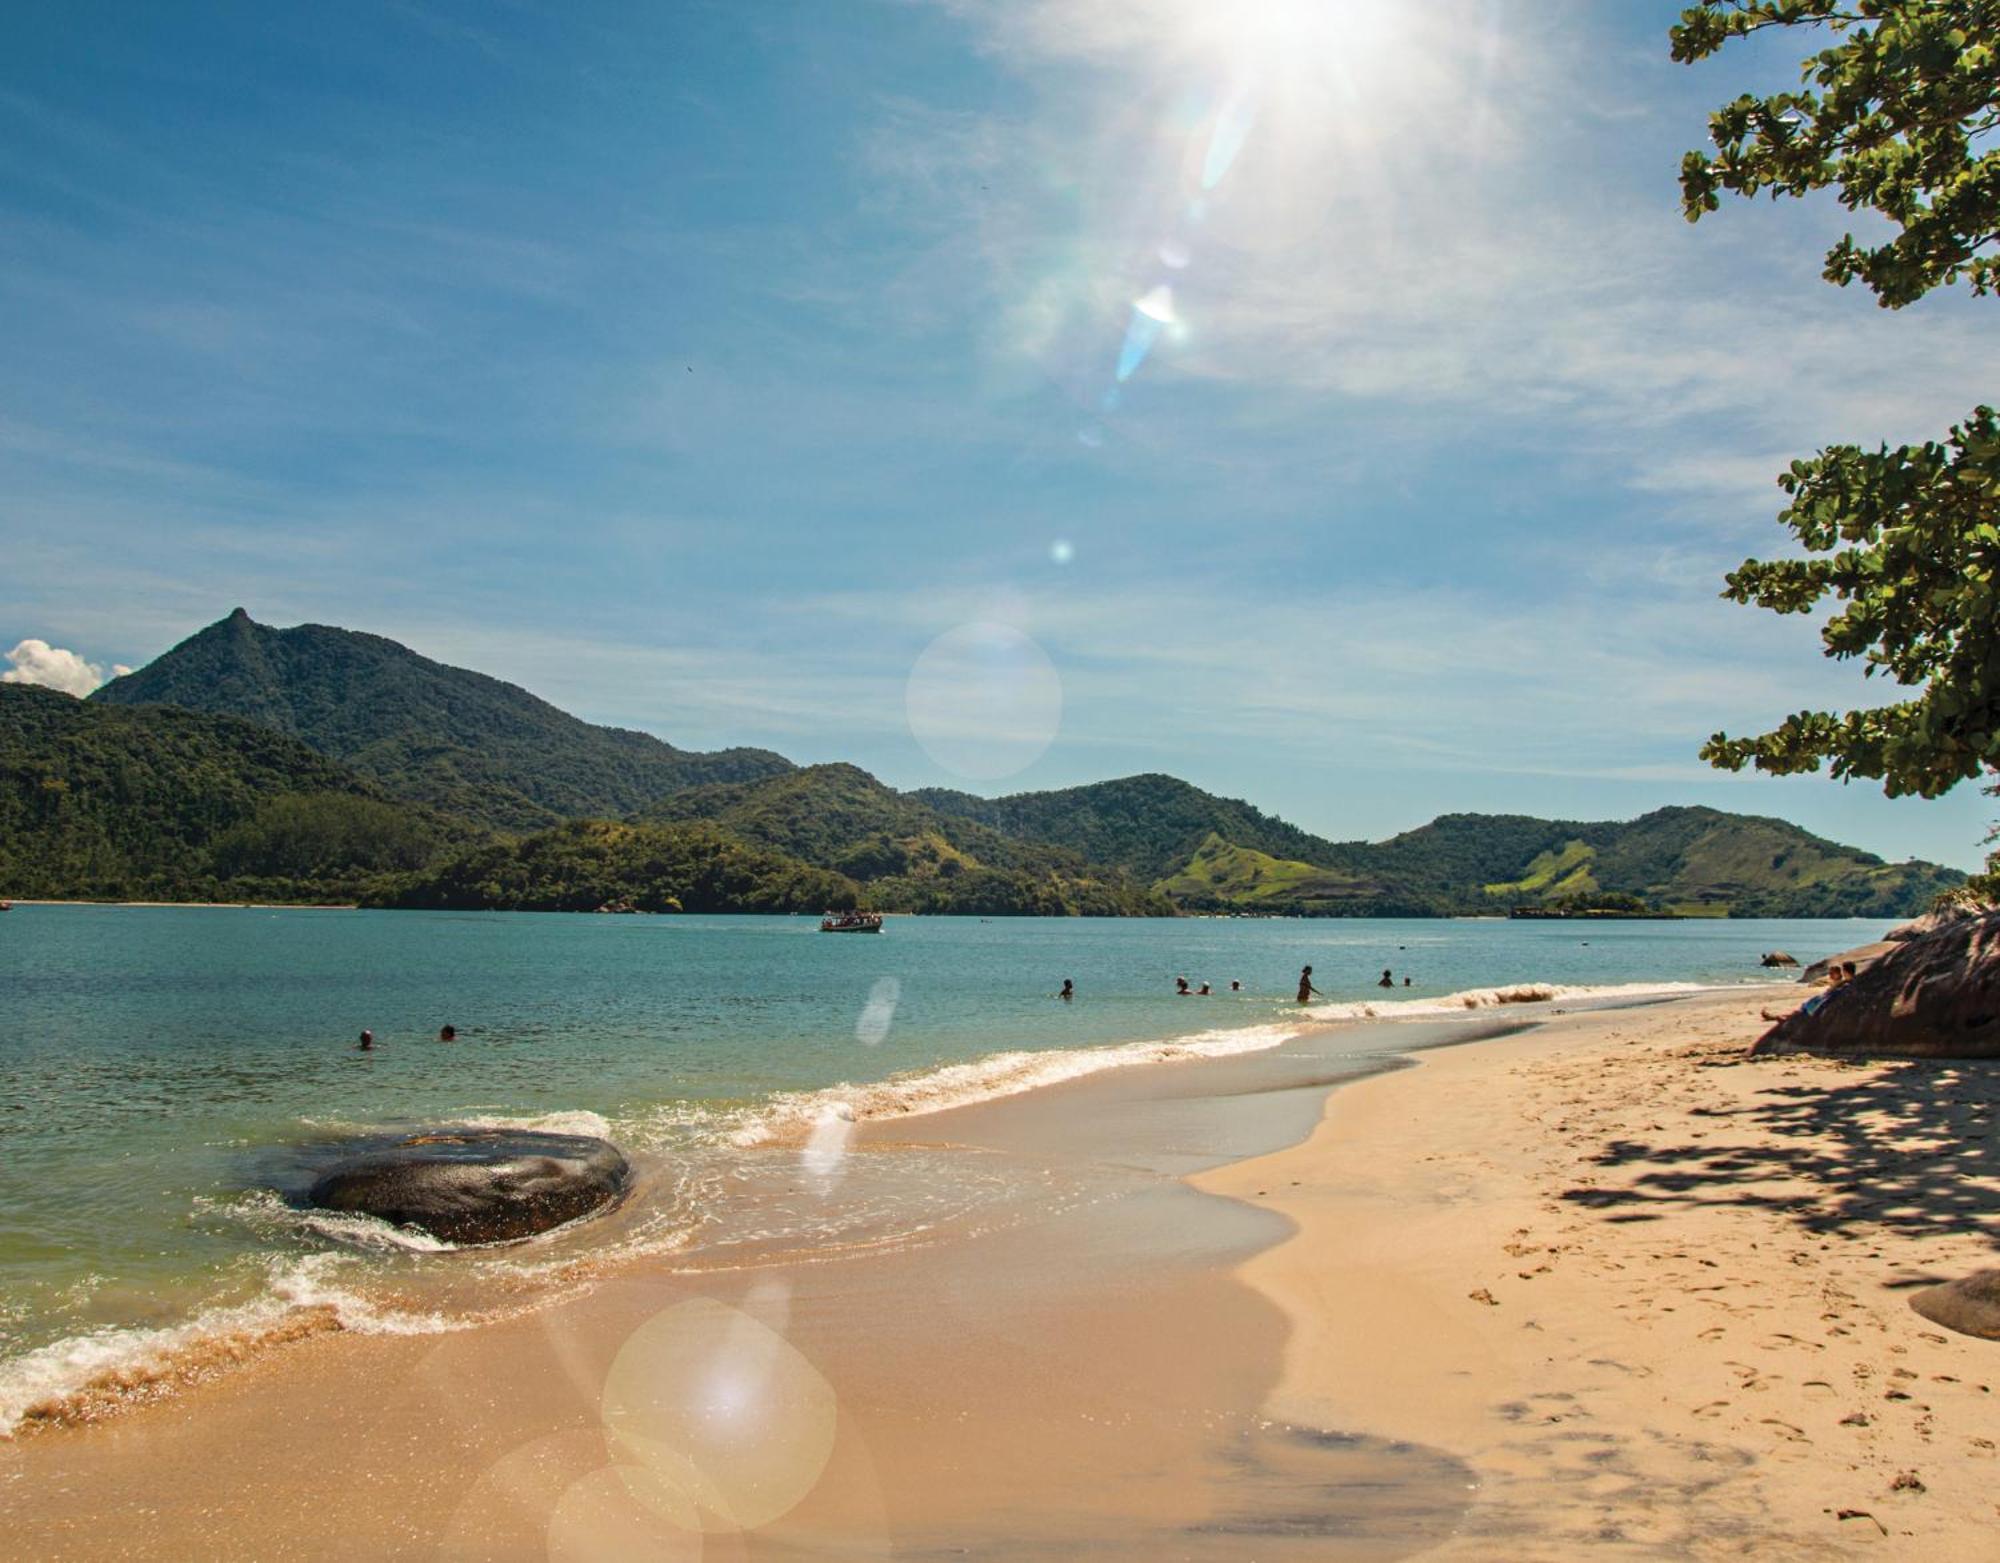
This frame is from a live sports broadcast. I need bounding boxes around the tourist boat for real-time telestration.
[818,910,883,933]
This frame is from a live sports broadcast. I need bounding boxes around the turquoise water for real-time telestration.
[0,905,1868,1429]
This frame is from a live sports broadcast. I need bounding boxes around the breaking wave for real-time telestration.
[1307,979,1713,1023]
[733,1020,1308,1147]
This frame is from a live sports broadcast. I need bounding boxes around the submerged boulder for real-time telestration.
[1909,1271,2000,1342]
[1760,951,1799,968]
[1756,910,2000,1060]
[306,1129,629,1244]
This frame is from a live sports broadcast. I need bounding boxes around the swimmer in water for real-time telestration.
[438,1024,457,1042]
[1176,976,1191,996]
[1059,978,1074,1001]
[1297,966,1320,1003]
[357,1029,374,1051]
[1378,969,1394,988]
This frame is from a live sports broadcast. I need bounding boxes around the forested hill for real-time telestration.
[29,611,1966,917]
[0,683,462,902]
[635,763,1171,915]
[920,774,1962,918]
[90,609,792,831]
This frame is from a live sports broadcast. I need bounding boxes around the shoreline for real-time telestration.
[1201,988,1999,1555]
[7,982,1988,1556]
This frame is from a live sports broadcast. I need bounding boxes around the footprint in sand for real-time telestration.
[1693,1401,1731,1418]
[1760,1418,1810,1442]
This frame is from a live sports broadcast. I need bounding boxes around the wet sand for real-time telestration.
[1204,988,1999,1558]
[5,989,1992,1559]
[0,1016,1494,1561]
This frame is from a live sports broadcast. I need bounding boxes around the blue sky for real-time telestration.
[2,0,1994,868]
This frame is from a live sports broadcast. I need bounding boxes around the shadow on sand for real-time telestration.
[1559,1056,1999,1258]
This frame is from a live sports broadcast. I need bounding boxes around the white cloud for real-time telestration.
[1,638,117,696]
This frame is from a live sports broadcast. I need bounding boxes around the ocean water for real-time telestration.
[0,905,1870,1432]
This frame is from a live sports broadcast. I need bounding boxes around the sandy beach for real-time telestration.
[2,987,1993,1559]
[1207,989,1999,1557]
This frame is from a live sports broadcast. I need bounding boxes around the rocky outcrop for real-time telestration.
[1760,951,1799,968]
[1887,898,1997,943]
[1800,941,1901,984]
[306,1129,629,1244]
[1909,1271,2000,1342]
[1756,910,2000,1059]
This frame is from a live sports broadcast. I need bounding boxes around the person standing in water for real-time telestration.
[1297,966,1320,1003]
[357,1029,374,1051]
[1059,978,1074,1002]
[1378,968,1394,988]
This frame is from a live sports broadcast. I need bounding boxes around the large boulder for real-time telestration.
[1760,951,1799,968]
[1800,940,1901,984]
[306,1129,629,1244]
[1887,897,1997,943]
[1910,1271,2000,1342]
[1756,910,2000,1059]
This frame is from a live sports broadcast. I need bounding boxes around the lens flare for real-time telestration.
[601,1297,839,1534]
[854,976,900,1047]
[1049,539,1075,565]
[1201,93,1257,189]
[905,622,1062,781]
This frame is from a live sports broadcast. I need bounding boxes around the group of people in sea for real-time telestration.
[1050,966,1418,1003]
[1173,976,1244,997]
[356,1025,457,1050]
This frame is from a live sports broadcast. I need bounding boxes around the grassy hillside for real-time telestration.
[0,683,466,902]
[92,610,792,831]
[639,764,1172,916]
[915,773,1347,882]
[1155,834,1380,911]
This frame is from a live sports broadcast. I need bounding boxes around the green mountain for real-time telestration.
[365,819,860,915]
[91,610,792,831]
[0,683,466,902]
[27,610,1963,919]
[925,777,1960,918]
[915,772,1346,882]
[636,763,1171,916]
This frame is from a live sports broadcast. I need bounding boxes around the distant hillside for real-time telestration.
[43,609,1964,919]
[915,772,1346,882]
[924,778,1961,918]
[366,819,860,915]
[0,683,467,902]
[638,763,1172,916]
[91,610,792,831]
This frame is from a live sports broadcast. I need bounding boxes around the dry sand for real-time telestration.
[1202,988,2000,1558]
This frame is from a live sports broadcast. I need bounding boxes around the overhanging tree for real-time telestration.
[1673,1,1999,893]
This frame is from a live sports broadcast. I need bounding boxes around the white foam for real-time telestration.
[447,1109,614,1139]
[733,1021,1305,1147]
[0,1253,466,1438]
[1307,979,1712,1023]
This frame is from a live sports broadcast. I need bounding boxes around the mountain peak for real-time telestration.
[92,611,793,829]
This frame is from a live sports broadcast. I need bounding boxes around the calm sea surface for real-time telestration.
[0,905,1871,1429]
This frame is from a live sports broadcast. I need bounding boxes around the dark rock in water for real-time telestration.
[1909,1270,2000,1342]
[1757,910,2000,1060]
[306,1129,629,1244]
[1760,951,1799,968]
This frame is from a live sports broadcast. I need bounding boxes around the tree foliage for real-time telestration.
[1674,2,2000,873]
[1674,1,2000,307]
